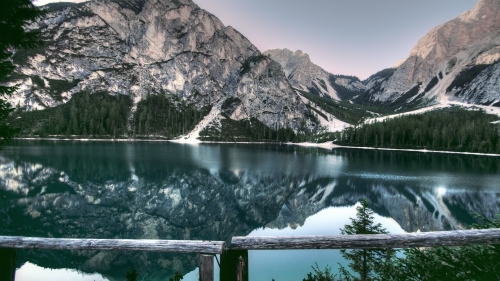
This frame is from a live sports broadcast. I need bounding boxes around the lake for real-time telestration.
[1,140,499,281]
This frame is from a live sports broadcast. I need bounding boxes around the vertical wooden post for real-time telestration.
[199,254,214,281]
[0,248,16,281]
[220,250,248,281]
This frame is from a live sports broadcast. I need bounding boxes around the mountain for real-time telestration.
[264,48,376,129]
[363,0,500,108]
[264,48,365,101]
[4,0,319,140]
[5,0,500,139]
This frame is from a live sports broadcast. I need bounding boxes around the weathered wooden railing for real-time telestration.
[0,236,225,253]
[1,229,500,281]
[0,237,225,281]
[231,229,500,249]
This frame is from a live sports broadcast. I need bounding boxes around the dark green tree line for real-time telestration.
[133,93,210,138]
[297,89,376,124]
[11,91,132,138]
[335,107,500,153]
[199,117,297,143]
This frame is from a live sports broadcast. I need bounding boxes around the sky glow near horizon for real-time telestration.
[35,0,478,79]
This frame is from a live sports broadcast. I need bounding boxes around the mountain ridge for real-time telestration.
[4,0,500,140]
[364,0,500,107]
[4,0,321,140]
[264,48,366,101]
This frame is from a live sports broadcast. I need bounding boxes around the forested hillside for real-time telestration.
[297,89,376,124]
[10,92,132,138]
[334,107,500,154]
[9,92,210,139]
[133,94,211,138]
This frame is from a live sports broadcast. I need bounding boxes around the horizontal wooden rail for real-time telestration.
[0,236,225,254]
[231,229,500,250]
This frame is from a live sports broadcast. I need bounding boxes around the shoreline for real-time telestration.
[13,138,500,157]
[294,142,500,157]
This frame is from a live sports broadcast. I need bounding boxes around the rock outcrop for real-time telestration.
[4,0,316,137]
[264,48,365,100]
[364,0,500,107]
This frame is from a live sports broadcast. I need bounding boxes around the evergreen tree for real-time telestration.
[303,263,338,281]
[125,268,138,281]
[338,199,396,281]
[334,107,500,154]
[0,0,46,149]
[392,214,500,281]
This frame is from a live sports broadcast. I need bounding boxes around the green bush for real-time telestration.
[240,54,267,75]
[303,263,338,281]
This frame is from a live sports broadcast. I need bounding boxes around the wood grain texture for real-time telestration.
[0,236,225,254]
[231,229,500,250]
[199,254,214,281]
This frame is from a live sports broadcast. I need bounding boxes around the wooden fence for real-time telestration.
[1,228,499,281]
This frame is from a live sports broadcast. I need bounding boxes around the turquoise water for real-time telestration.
[1,140,499,281]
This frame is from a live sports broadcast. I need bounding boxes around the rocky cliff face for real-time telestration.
[4,0,316,137]
[264,49,365,100]
[365,0,500,107]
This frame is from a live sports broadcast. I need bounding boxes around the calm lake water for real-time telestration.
[1,140,500,281]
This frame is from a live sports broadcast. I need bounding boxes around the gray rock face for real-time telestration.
[5,0,315,135]
[453,61,500,105]
[264,49,365,100]
[367,0,500,106]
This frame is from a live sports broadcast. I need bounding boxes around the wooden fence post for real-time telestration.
[220,250,248,281]
[199,254,214,281]
[0,248,16,281]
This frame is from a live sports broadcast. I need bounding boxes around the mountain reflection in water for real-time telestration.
[1,140,499,281]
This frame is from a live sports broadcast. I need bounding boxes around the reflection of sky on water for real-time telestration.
[16,263,107,281]
[248,205,404,281]
[3,141,500,281]
[14,205,406,281]
[249,204,405,236]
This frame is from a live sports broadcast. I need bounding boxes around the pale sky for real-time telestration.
[35,0,478,80]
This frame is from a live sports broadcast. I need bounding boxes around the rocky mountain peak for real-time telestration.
[6,0,317,138]
[293,49,303,55]
[264,48,365,101]
[408,0,500,61]
[365,0,500,106]
[264,49,311,73]
[462,0,500,22]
